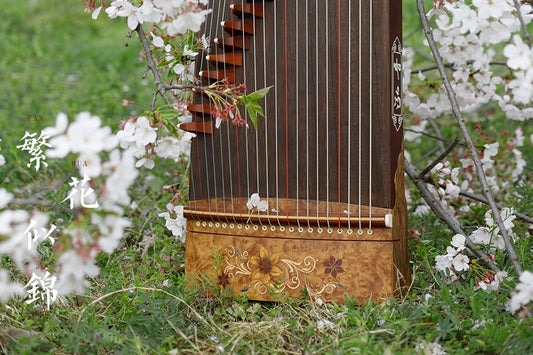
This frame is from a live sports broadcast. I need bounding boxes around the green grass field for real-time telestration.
[1,1,532,354]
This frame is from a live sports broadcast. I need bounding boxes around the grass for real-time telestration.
[1,0,533,354]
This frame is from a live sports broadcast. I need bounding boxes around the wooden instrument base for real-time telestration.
[185,217,409,304]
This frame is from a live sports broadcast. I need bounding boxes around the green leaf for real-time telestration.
[246,85,273,101]
[240,85,272,130]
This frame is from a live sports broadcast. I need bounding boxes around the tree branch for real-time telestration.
[413,60,508,74]
[418,137,459,179]
[135,25,172,111]
[459,190,533,225]
[405,159,499,272]
[513,0,533,47]
[416,0,522,275]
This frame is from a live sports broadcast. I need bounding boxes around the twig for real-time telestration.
[459,190,533,224]
[418,137,459,179]
[412,46,434,63]
[426,117,445,151]
[416,0,523,275]
[135,25,172,110]
[414,60,508,74]
[404,128,465,146]
[405,159,499,272]
[125,29,135,47]
[9,199,72,213]
[513,0,533,47]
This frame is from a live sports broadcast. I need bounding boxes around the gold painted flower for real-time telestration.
[249,246,284,285]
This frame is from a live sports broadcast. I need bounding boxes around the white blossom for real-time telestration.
[508,270,533,313]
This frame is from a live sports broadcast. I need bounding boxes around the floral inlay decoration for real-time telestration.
[323,255,345,278]
[249,247,284,285]
[219,245,344,298]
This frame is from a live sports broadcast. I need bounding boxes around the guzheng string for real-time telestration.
[241,0,249,204]
[347,0,352,230]
[358,0,363,233]
[218,1,229,224]
[273,1,280,227]
[305,0,310,229]
[325,0,331,231]
[315,0,320,229]
[251,0,263,227]
[295,0,300,229]
[262,0,272,227]
[229,0,240,225]
[368,0,373,233]
[205,0,215,222]
[337,0,342,228]
[283,0,289,225]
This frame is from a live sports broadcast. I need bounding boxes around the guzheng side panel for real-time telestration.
[185,221,403,303]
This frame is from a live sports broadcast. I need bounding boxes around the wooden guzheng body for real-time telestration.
[182,0,409,303]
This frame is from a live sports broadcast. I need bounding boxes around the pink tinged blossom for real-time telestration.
[137,1,163,24]
[133,116,157,147]
[435,254,453,272]
[451,234,466,251]
[173,62,195,82]
[452,253,470,272]
[0,269,25,303]
[504,35,533,70]
[482,142,498,161]
[511,149,526,178]
[182,45,198,57]
[150,32,165,48]
[55,250,100,295]
[246,193,268,212]
[135,157,155,169]
[77,152,102,178]
[116,2,142,30]
[0,210,46,269]
[46,112,117,158]
[509,270,533,313]
[92,214,131,253]
[470,227,491,245]
[0,188,13,208]
[163,9,211,35]
[477,270,509,293]
[472,0,513,20]
[43,112,68,137]
[91,6,102,20]
[158,205,186,242]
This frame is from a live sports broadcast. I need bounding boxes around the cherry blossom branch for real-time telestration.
[404,128,465,146]
[418,137,459,179]
[164,85,242,101]
[458,190,533,225]
[413,171,533,225]
[135,25,172,111]
[426,117,445,151]
[513,0,533,46]
[413,60,508,74]
[9,199,72,213]
[416,0,523,275]
[405,159,499,272]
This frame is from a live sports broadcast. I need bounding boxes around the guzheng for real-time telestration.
[181,0,409,303]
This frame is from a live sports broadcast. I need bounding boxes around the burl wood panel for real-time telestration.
[185,228,398,303]
[185,216,409,303]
